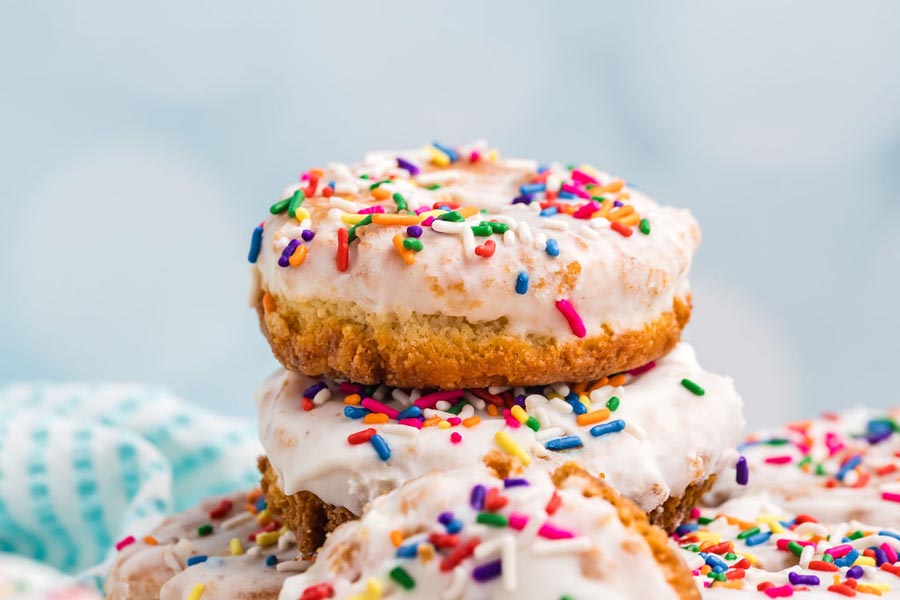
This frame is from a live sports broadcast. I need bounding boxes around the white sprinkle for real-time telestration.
[313,388,331,406]
[517,222,533,245]
[327,208,344,222]
[247,545,262,557]
[462,226,476,258]
[409,389,421,403]
[503,158,539,171]
[624,421,647,441]
[528,201,542,214]
[458,404,475,420]
[222,512,255,530]
[474,537,505,560]
[532,537,592,556]
[416,169,463,185]
[799,544,814,569]
[381,424,420,438]
[536,426,566,442]
[391,388,411,406]
[578,224,599,240]
[276,559,311,572]
[502,230,517,246]
[514,387,526,397]
[329,197,362,212]
[546,173,562,193]
[502,535,517,592]
[549,398,574,414]
[542,218,569,231]
[443,566,468,600]
[589,388,611,405]
[850,535,900,552]
[423,408,455,420]
[551,383,570,396]
[794,522,829,538]
[300,218,311,230]
[332,181,359,195]
[163,549,181,572]
[372,384,388,401]
[435,400,452,411]
[524,394,549,411]
[274,236,289,250]
[533,232,547,252]
[278,529,297,551]
[328,162,354,182]
[431,219,466,234]
[589,218,608,230]
[530,441,550,458]
[535,406,552,428]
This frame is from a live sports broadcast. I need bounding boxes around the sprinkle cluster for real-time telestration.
[677,503,900,596]
[251,141,651,338]
[297,474,589,600]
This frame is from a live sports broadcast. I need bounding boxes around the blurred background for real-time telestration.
[2,1,899,430]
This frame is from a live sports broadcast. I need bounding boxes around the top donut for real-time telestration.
[250,140,700,389]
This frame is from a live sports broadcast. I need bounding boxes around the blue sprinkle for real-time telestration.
[470,485,486,510]
[545,436,583,451]
[675,523,699,536]
[834,549,859,568]
[567,398,587,415]
[396,542,419,558]
[590,419,626,438]
[744,531,772,546]
[370,434,391,461]
[344,406,370,419]
[545,239,559,257]
[445,518,463,534]
[512,195,533,205]
[539,206,558,217]
[558,191,576,199]
[255,498,267,511]
[397,406,423,420]
[396,157,420,176]
[328,181,336,189]
[705,554,728,573]
[265,554,278,567]
[879,530,900,541]
[537,165,549,174]
[515,271,529,295]
[520,183,546,196]
[836,454,862,481]
[432,142,459,162]
[186,555,208,567]
[248,226,264,263]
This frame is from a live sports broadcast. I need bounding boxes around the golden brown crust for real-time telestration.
[649,474,716,534]
[255,293,691,389]
[552,462,701,600]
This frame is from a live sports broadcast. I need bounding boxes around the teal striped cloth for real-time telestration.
[0,383,262,588]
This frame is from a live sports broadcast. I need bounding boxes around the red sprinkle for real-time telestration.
[484,487,509,512]
[300,582,334,600]
[302,397,314,412]
[808,560,839,572]
[826,583,856,597]
[347,428,377,445]
[115,536,136,552]
[474,239,496,258]
[429,533,459,548]
[610,221,632,237]
[881,563,900,577]
[336,228,349,272]
[545,490,562,515]
[209,499,233,520]
[440,537,480,572]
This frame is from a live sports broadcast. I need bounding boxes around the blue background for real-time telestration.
[2,1,899,429]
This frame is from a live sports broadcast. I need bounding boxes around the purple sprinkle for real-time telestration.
[303,381,327,398]
[503,478,529,489]
[472,559,502,582]
[511,195,533,205]
[301,229,315,242]
[867,430,893,444]
[514,395,526,408]
[613,200,624,207]
[470,485,485,510]
[396,157,420,176]
[846,565,864,579]
[438,511,454,526]
[788,572,820,586]
[874,547,888,566]
[736,456,749,486]
[407,225,423,238]
[278,239,301,267]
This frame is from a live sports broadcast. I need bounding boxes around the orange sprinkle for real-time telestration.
[344,394,362,405]
[608,374,627,387]
[699,565,711,575]
[458,206,480,218]
[423,416,442,427]
[593,199,613,219]
[856,583,882,596]
[594,180,626,194]
[309,168,325,178]
[257,511,272,526]
[486,404,499,417]
[371,187,391,200]
[143,536,159,546]
[463,416,481,428]
[262,292,276,313]
[364,413,389,424]
[617,213,641,227]
[245,503,258,515]
[714,580,745,590]
[576,408,610,427]
[587,377,609,392]
[247,489,263,503]
[392,234,416,265]
[607,205,634,221]
[288,244,308,267]
[390,530,404,547]
[372,213,421,226]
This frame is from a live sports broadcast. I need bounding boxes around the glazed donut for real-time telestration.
[279,458,700,600]
[105,489,306,600]
[708,408,900,526]
[256,342,743,553]
[677,493,900,597]
[250,140,699,389]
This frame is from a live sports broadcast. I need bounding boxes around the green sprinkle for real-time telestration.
[797,456,812,469]
[763,438,790,446]
[591,195,606,203]
[347,214,373,243]
[787,541,803,557]
[369,179,390,190]
[487,221,509,234]
[198,524,213,536]
[639,218,651,235]
[360,174,370,179]
[269,197,291,215]
[605,396,620,412]
[476,512,508,527]
[438,211,464,222]
[680,378,705,396]
[403,238,423,252]
[707,571,727,582]
[390,566,415,590]
[681,544,700,552]
[724,552,738,561]
[471,224,493,237]
[447,400,469,415]
[823,553,834,563]
[848,530,865,540]
[392,192,408,212]
[737,526,760,540]
[697,516,714,525]
[815,463,827,476]
[287,189,305,219]
[525,416,541,432]
[561,596,576,600]
[425,183,441,190]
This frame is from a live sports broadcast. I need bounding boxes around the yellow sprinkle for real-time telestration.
[865,583,891,592]
[418,542,435,562]
[428,146,451,167]
[344,394,361,405]
[187,584,205,600]
[578,395,591,410]
[833,575,842,585]
[756,516,785,534]
[734,551,759,565]
[340,213,368,225]
[417,209,447,220]
[458,206,479,219]
[229,537,243,556]
[577,164,600,178]
[390,530,404,548]
[694,531,722,543]
[255,531,280,547]
[293,207,310,222]
[487,149,500,161]
[495,431,531,466]
[256,509,272,526]
[510,405,529,425]
[854,556,876,567]
[437,420,451,430]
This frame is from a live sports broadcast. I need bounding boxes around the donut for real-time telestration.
[105,489,307,600]
[676,493,900,597]
[707,409,900,525]
[278,456,700,600]
[256,342,743,553]
[249,140,699,389]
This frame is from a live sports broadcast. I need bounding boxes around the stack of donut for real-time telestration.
[104,141,900,598]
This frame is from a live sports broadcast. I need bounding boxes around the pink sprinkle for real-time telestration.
[570,169,599,186]
[560,182,591,199]
[537,523,575,540]
[338,382,363,394]
[508,513,530,531]
[469,150,481,163]
[503,409,521,429]
[882,492,900,503]
[399,418,423,429]
[572,200,601,219]
[414,390,465,409]
[689,507,701,519]
[360,398,400,419]
[448,417,462,427]
[358,205,385,214]
[422,216,435,227]
[115,535,136,552]
[825,544,853,558]
[414,206,431,215]
[764,455,793,465]
[555,299,586,338]
[882,542,899,564]
[763,585,793,598]
[450,431,462,444]
[628,361,657,376]
[300,173,309,181]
